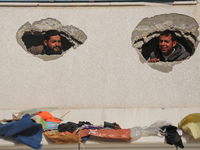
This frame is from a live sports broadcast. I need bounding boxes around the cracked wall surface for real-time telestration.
[16,18,87,60]
[131,13,199,73]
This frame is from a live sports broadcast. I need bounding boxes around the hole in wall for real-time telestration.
[142,36,195,61]
[22,32,74,55]
[16,18,87,61]
[131,13,199,73]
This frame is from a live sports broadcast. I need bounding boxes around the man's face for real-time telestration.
[44,35,62,54]
[159,34,177,56]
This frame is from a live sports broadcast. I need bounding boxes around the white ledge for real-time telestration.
[1,143,200,150]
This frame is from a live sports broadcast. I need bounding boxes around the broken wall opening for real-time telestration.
[22,32,74,55]
[16,18,87,60]
[142,36,195,60]
[131,13,199,72]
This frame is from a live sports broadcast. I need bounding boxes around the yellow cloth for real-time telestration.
[178,113,200,140]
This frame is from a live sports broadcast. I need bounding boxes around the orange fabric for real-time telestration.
[35,111,61,123]
[62,128,131,139]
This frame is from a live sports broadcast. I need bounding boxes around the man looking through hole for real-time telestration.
[42,30,63,55]
[148,30,190,62]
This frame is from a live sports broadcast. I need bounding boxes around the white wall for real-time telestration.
[0,1,200,147]
[1,3,200,110]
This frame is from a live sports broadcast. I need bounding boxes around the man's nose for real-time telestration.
[55,42,59,46]
[160,41,165,45]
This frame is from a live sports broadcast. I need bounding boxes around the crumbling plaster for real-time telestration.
[132,13,199,72]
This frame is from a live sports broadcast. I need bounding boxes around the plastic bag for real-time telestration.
[131,121,171,141]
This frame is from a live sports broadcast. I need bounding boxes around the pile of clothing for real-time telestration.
[0,111,200,150]
[34,111,126,145]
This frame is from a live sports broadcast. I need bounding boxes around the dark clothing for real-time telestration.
[149,43,190,62]
[58,121,92,133]
[58,122,77,133]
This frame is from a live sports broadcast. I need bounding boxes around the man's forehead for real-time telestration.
[49,35,61,39]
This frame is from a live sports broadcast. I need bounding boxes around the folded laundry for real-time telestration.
[0,114,43,149]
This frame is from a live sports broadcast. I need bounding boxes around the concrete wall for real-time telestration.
[0,1,200,148]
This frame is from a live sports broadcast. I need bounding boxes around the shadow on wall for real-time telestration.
[131,13,199,73]
[16,18,87,61]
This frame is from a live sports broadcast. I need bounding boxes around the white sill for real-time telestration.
[0,1,197,7]
[1,143,200,150]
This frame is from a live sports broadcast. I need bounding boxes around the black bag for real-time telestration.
[160,125,184,150]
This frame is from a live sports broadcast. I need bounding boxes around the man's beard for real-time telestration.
[45,45,62,55]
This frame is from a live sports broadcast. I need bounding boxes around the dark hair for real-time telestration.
[160,30,176,41]
[44,30,61,41]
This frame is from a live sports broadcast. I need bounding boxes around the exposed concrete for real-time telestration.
[131,13,199,73]
[16,18,87,61]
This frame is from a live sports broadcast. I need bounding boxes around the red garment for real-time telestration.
[36,111,62,123]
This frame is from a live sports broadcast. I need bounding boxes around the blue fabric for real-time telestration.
[0,114,43,149]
